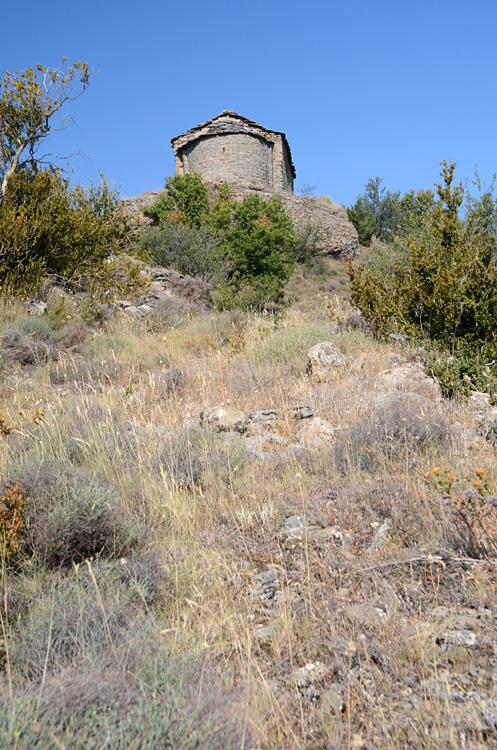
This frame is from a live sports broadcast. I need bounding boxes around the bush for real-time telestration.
[143,172,209,227]
[141,177,300,310]
[217,194,297,310]
[333,394,453,474]
[13,464,137,566]
[346,177,435,246]
[349,162,497,397]
[0,167,134,297]
[1,566,247,749]
[139,220,226,283]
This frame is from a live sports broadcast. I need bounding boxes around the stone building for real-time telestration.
[171,111,296,194]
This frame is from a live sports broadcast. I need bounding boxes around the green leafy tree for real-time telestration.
[141,178,299,309]
[349,161,497,396]
[218,194,296,309]
[347,177,435,246]
[143,173,210,227]
[0,166,132,295]
[0,58,89,202]
[0,60,137,297]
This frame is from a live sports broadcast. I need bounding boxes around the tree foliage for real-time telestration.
[143,173,210,227]
[0,58,89,202]
[0,60,138,298]
[346,177,435,246]
[0,167,133,295]
[140,174,299,309]
[349,162,497,396]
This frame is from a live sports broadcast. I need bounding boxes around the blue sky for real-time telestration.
[3,0,497,205]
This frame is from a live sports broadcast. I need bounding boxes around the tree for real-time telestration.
[143,173,209,227]
[218,194,297,309]
[0,60,138,298]
[0,58,89,203]
[348,162,497,396]
[346,177,435,246]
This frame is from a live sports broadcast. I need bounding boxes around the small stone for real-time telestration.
[254,626,273,641]
[290,404,315,420]
[29,301,47,316]
[292,661,329,688]
[346,604,387,626]
[200,405,246,433]
[437,630,478,647]
[319,687,345,715]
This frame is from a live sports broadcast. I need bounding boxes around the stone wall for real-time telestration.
[172,112,295,194]
[181,133,274,189]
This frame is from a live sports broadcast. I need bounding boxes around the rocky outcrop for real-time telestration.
[122,184,360,260]
[223,184,359,259]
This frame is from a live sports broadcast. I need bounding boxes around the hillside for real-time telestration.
[1,264,496,749]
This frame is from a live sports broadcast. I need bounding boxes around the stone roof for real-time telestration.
[171,111,296,179]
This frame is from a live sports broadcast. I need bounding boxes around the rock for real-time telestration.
[367,519,392,554]
[380,362,441,400]
[292,661,329,688]
[346,604,387,626]
[277,515,349,550]
[254,626,273,641]
[319,686,345,715]
[252,568,280,602]
[28,300,47,316]
[246,409,279,431]
[122,305,144,319]
[307,342,343,382]
[156,367,185,394]
[290,404,315,420]
[200,405,246,433]
[297,417,335,447]
[437,630,478,647]
[475,405,497,445]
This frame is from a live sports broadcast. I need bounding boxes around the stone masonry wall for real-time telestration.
[173,112,295,194]
[181,133,274,189]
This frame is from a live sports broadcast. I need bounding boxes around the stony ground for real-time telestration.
[0,264,496,749]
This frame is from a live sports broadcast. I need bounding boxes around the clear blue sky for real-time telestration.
[3,0,497,205]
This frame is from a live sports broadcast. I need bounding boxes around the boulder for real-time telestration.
[380,362,441,400]
[307,341,343,382]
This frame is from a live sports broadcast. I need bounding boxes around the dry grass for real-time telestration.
[1,279,496,749]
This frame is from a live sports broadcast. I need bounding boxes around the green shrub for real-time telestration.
[1,567,246,749]
[141,177,300,310]
[0,167,133,297]
[346,176,435,246]
[349,162,497,397]
[14,464,139,566]
[143,172,209,227]
[139,220,226,282]
[217,194,297,310]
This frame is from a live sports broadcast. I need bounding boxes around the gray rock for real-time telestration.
[290,404,315,420]
[437,630,478,647]
[28,301,47,316]
[319,686,345,715]
[277,517,349,550]
[156,367,185,393]
[367,519,392,554]
[292,661,329,688]
[346,604,387,626]
[200,405,246,433]
[297,417,335,447]
[307,341,343,383]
